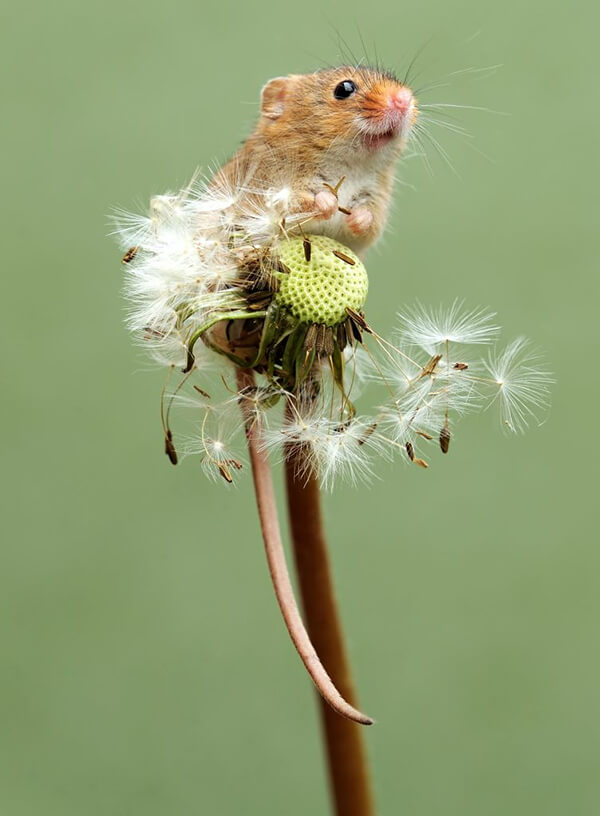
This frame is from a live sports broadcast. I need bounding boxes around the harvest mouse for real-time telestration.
[212,66,418,255]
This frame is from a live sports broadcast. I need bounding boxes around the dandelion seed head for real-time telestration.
[116,159,552,488]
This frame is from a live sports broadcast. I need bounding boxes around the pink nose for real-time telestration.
[391,88,413,115]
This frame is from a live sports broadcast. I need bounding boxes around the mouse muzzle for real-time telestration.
[359,81,417,150]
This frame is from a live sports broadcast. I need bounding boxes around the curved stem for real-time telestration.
[284,435,376,816]
[183,310,267,372]
[236,367,373,726]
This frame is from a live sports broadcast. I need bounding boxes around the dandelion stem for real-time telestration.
[236,367,373,729]
[284,421,376,816]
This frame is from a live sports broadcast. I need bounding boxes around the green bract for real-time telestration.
[275,235,368,326]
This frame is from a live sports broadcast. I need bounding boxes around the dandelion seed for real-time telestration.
[420,354,443,377]
[398,300,499,353]
[303,237,312,262]
[307,419,380,490]
[439,424,451,453]
[201,436,244,483]
[121,246,138,264]
[332,249,356,266]
[164,429,178,465]
[484,337,553,433]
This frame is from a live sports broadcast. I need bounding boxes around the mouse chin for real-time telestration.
[361,126,403,152]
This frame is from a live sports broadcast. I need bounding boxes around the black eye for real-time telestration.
[333,80,357,100]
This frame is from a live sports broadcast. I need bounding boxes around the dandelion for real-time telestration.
[115,165,551,734]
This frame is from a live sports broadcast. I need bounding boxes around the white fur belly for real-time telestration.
[305,168,379,253]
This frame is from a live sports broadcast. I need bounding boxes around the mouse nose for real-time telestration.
[391,87,413,116]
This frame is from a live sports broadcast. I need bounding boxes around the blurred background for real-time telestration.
[1,0,597,813]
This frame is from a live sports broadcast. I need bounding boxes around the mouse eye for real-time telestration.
[333,80,357,100]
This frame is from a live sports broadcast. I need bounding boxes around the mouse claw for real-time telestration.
[346,206,374,236]
[314,189,338,220]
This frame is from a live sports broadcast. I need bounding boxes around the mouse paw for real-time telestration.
[314,189,338,220]
[346,207,374,235]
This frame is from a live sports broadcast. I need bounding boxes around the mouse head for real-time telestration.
[258,66,417,161]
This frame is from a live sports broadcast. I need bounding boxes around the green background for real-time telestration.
[1,0,597,813]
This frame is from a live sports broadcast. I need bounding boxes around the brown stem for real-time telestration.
[236,367,373,726]
[284,436,376,816]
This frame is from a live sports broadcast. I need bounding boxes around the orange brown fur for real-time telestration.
[215,66,417,255]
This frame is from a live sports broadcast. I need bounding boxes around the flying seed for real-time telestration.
[414,457,429,469]
[164,429,178,465]
[303,237,312,262]
[420,354,443,377]
[332,249,356,266]
[439,425,451,454]
[122,246,138,264]
[338,205,352,215]
[218,462,233,483]
[193,385,211,399]
[143,326,166,340]
[334,420,352,433]
[415,430,433,440]
[405,441,415,461]
[358,422,379,446]
[453,362,469,371]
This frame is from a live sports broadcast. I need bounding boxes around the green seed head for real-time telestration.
[274,235,368,326]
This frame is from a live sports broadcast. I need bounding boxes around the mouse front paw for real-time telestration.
[314,189,338,220]
[346,207,374,236]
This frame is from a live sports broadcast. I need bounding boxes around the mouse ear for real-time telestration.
[260,76,291,120]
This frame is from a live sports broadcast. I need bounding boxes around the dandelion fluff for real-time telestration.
[397,300,499,353]
[484,337,553,433]
[116,163,552,487]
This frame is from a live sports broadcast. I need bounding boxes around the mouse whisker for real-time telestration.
[414,63,503,97]
[413,124,461,178]
[409,128,434,177]
[418,114,474,139]
[420,102,507,115]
